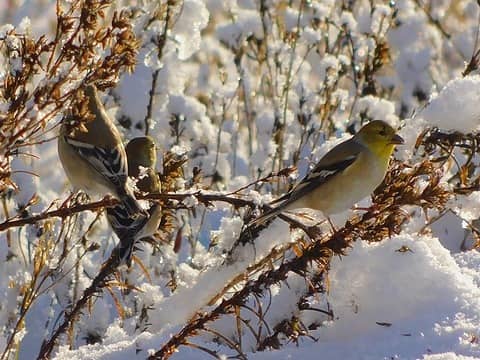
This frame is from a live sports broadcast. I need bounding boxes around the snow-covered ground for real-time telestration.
[1,1,480,359]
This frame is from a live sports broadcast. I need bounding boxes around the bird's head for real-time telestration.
[356,120,404,153]
[126,136,157,169]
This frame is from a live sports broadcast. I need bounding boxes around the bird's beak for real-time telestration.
[390,134,404,145]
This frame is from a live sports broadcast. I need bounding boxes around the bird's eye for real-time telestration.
[379,128,387,136]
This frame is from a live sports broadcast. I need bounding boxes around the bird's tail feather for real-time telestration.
[249,205,283,227]
[117,237,137,267]
[111,214,150,267]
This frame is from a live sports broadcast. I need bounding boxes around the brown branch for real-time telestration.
[147,237,334,359]
[0,192,254,233]
[0,197,117,232]
[144,0,175,134]
[149,199,390,359]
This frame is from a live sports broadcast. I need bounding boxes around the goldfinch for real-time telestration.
[125,136,161,194]
[106,136,162,266]
[252,120,404,225]
[57,84,143,217]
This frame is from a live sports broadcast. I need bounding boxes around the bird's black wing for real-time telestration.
[270,138,364,209]
[64,137,128,189]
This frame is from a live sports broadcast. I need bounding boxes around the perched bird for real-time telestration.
[125,136,161,194]
[251,120,404,225]
[106,136,162,266]
[58,84,143,217]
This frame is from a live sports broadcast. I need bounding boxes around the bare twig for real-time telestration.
[0,192,254,232]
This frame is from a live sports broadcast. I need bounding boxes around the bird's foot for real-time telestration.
[59,192,75,209]
[60,191,89,209]
[352,203,381,214]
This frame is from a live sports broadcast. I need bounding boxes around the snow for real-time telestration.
[216,9,262,49]
[3,0,480,359]
[149,219,294,331]
[323,235,480,353]
[420,76,480,133]
[52,233,480,360]
[356,95,399,126]
[171,0,209,60]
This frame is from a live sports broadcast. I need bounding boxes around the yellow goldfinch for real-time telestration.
[252,120,404,225]
[58,84,143,217]
[106,136,162,265]
[125,136,161,194]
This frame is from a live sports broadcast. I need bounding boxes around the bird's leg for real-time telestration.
[327,217,337,233]
[77,191,90,205]
[60,191,91,210]
[278,213,325,241]
[292,211,317,222]
[352,203,381,214]
[352,206,368,211]
[59,191,77,209]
